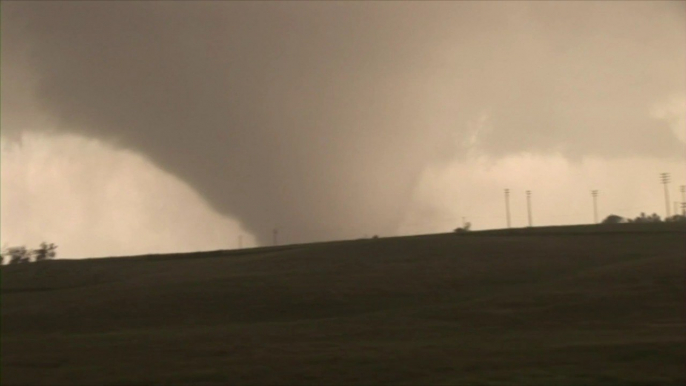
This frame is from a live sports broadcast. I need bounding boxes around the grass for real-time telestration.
[2,222,685,385]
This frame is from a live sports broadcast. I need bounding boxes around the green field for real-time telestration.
[2,223,685,385]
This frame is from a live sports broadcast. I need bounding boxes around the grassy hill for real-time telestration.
[2,223,685,385]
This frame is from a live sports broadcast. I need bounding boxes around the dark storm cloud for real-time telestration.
[2,2,684,244]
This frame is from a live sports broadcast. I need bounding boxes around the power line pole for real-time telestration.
[591,190,599,224]
[660,173,670,218]
[504,189,511,228]
[681,185,685,216]
[526,190,532,227]
[674,202,679,218]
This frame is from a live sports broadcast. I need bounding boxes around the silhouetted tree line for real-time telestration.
[602,212,686,224]
[0,243,57,265]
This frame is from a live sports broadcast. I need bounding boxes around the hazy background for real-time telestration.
[2,1,685,258]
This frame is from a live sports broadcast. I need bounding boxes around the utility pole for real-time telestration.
[660,173,670,218]
[681,185,685,216]
[504,189,511,228]
[591,190,599,224]
[674,202,679,218]
[526,190,532,227]
[273,228,278,246]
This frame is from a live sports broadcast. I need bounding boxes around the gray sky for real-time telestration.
[2,2,685,258]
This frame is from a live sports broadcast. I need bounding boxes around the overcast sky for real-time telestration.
[2,1,685,259]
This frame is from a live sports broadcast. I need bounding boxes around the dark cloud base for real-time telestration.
[2,2,684,244]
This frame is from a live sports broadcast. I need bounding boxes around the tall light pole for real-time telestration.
[504,189,511,228]
[591,190,599,224]
[526,190,532,227]
[681,185,685,216]
[660,173,670,218]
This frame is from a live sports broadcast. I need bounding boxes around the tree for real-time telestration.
[5,246,32,264]
[631,212,662,223]
[601,214,625,224]
[33,242,57,262]
[634,212,649,223]
[666,214,686,223]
